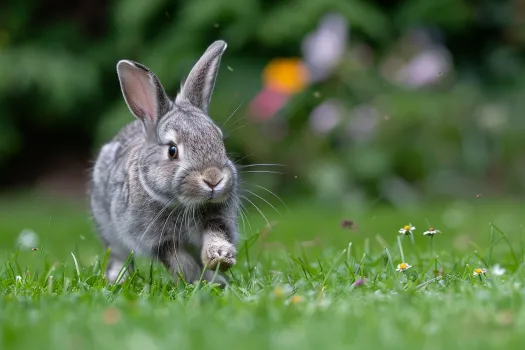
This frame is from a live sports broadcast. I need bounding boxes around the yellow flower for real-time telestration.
[473,268,487,276]
[396,262,412,272]
[291,295,303,304]
[263,58,309,95]
[273,287,284,298]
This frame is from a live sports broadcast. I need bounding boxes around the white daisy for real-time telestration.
[396,262,412,272]
[423,228,441,236]
[473,268,487,276]
[399,224,416,235]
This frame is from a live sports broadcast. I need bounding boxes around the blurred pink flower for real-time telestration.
[249,88,289,121]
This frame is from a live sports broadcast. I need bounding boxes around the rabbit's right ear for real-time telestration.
[117,60,170,126]
[175,40,227,114]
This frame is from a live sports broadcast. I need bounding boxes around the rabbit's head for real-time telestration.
[116,41,237,206]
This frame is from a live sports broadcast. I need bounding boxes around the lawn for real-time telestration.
[1,192,525,349]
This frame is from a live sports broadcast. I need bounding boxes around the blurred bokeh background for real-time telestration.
[0,0,524,260]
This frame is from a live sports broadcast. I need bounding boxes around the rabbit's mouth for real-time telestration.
[207,191,229,204]
[177,188,230,206]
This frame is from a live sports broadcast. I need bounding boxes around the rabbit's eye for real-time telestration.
[167,145,178,160]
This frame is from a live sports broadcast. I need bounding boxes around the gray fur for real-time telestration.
[90,40,238,286]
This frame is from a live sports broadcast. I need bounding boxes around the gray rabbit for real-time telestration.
[90,40,239,286]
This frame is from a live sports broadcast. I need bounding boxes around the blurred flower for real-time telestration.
[423,228,441,236]
[17,229,39,250]
[399,224,416,235]
[396,262,412,272]
[353,279,365,287]
[291,295,303,304]
[309,99,342,135]
[302,13,349,82]
[473,268,487,276]
[491,264,505,276]
[380,29,452,89]
[274,287,285,298]
[250,13,349,121]
[15,275,22,283]
[263,58,309,95]
[249,58,309,121]
[249,88,289,121]
[394,48,450,88]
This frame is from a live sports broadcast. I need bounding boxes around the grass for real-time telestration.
[1,192,525,349]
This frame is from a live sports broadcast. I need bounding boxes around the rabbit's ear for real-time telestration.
[117,60,170,124]
[176,40,227,114]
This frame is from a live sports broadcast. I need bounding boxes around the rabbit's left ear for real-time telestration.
[176,40,227,114]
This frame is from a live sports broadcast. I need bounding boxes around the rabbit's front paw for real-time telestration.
[202,241,237,272]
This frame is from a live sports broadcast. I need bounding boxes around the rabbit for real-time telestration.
[90,40,239,287]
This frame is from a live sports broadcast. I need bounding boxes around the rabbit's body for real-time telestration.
[90,41,239,285]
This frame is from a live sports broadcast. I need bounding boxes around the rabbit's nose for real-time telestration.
[203,178,223,190]
[202,167,223,190]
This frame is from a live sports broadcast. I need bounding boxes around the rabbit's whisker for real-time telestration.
[222,97,248,128]
[241,170,284,175]
[249,184,288,211]
[238,203,250,236]
[242,195,270,228]
[231,153,255,164]
[227,123,247,135]
[238,164,285,168]
[244,190,282,217]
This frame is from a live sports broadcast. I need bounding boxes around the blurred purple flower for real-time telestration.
[353,279,365,287]
[302,13,349,83]
[380,29,453,89]
[309,99,342,135]
[394,48,451,88]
